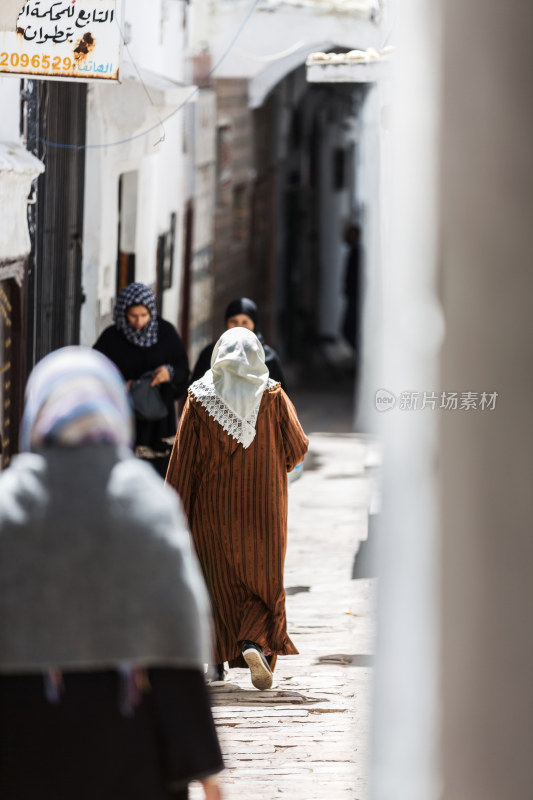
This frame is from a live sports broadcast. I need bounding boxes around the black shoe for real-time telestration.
[208,664,226,682]
[242,642,273,690]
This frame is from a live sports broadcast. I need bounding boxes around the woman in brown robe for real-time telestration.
[166,328,308,690]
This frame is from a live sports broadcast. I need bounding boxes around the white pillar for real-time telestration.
[371,2,442,798]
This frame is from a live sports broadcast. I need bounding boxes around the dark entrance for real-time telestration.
[22,78,87,370]
[0,270,26,468]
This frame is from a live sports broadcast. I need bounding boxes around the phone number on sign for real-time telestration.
[1,51,75,72]
[0,51,116,77]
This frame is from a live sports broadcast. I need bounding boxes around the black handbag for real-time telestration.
[129,373,168,421]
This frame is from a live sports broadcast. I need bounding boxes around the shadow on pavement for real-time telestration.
[316,654,374,667]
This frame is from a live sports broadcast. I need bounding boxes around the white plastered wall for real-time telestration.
[191,0,381,82]
[80,0,192,346]
[371,0,442,797]
[0,75,44,266]
[0,76,22,143]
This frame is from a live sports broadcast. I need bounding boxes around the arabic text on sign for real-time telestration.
[19,2,114,24]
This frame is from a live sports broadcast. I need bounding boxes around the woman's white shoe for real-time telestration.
[242,646,273,690]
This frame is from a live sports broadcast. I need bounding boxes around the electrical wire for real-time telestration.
[39,0,262,151]
[233,40,306,62]
[117,15,167,146]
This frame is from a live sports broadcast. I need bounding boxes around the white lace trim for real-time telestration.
[190,377,278,448]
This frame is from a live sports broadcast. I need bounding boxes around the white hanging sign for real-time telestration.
[0,0,123,82]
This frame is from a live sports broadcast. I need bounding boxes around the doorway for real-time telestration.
[116,171,138,293]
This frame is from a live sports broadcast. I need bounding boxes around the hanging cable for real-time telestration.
[39,0,262,151]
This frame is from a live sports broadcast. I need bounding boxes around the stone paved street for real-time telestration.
[190,406,380,800]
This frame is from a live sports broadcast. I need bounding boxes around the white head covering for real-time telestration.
[211,327,270,418]
[189,327,276,448]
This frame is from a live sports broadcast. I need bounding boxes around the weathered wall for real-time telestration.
[212,77,256,331]
[0,77,22,142]
[188,88,217,365]
[0,1,24,31]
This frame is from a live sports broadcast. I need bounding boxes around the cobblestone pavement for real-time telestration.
[190,427,380,800]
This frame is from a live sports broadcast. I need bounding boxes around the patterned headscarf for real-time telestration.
[113,283,159,348]
[20,347,134,452]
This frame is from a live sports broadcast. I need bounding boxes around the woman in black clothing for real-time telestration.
[0,670,222,800]
[190,297,287,391]
[94,282,189,476]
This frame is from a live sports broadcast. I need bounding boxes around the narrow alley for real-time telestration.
[191,381,380,799]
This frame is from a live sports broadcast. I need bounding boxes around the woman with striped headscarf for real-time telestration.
[0,347,223,800]
[94,282,189,477]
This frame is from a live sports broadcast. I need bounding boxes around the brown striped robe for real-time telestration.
[166,384,309,670]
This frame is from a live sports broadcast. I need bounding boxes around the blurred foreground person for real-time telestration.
[0,348,223,800]
[166,328,308,690]
[190,297,287,390]
[94,282,189,477]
